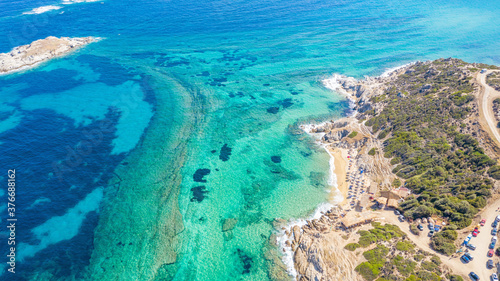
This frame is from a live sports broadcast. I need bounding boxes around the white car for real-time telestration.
[492,273,499,281]
[496,215,500,222]
[493,236,498,243]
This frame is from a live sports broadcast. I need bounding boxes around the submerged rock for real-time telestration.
[190,186,208,202]
[271,156,282,163]
[193,168,211,182]
[277,98,294,108]
[219,144,232,161]
[222,218,238,232]
[267,107,280,114]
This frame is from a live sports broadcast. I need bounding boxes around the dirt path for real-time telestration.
[378,195,500,280]
[378,210,471,279]
[476,70,500,151]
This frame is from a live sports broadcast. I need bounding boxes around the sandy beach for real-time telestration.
[327,147,348,206]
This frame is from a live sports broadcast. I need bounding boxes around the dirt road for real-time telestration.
[476,70,500,150]
[379,210,471,279]
[380,196,500,281]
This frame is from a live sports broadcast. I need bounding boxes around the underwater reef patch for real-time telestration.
[266,107,279,114]
[219,144,232,161]
[236,249,253,274]
[193,168,211,182]
[270,156,281,163]
[191,186,208,203]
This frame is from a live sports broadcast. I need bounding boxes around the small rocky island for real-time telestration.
[0,36,99,74]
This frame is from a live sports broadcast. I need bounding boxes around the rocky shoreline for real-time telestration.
[0,36,99,74]
[275,64,417,281]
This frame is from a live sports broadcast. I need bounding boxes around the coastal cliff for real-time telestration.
[279,59,500,281]
[0,36,99,74]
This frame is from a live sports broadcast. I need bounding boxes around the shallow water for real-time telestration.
[0,0,499,280]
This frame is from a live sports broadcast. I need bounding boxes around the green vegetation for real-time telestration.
[393,178,402,187]
[363,59,496,230]
[396,241,415,252]
[430,228,458,255]
[355,245,389,281]
[495,247,500,256]
[368,148,377,156]
[345,243,361,251]
[488,165,500,180]
[352,223,448,281]
[486,72,500,91]
[410,224,419,235]
[447,275,464,281]
[357,222,405,247]
[348,131,359,138]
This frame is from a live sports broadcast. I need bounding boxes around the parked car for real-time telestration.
[490,242,496,249]
[488,249,495,257]
[418,224,424,231]
[487,259,494,269]
[467,244,476,250]
[464,252,474,260]
[492,220,498,228]
[398,215,405,222]
[470,272,479,281]
[434,225,441,232]
[496,214,500,222]
[481,219,487,226]
[428,223,434,230]
[473,229,480,237]
[394,210,400,215]
[428,230,434,237]
[461,255,470,263]
[492,273,499,281]
[492,228,497,236]
[492,236,497,243]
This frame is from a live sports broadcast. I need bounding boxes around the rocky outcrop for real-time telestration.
[322,129,349,142]
[0,36,99,74]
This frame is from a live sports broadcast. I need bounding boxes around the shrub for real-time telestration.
[396,241,415,252]
[368,148,376,156]
[410,224,419,235]
[430,234,456,256]
[448,275,464,281]
[355,262,381,281]
[488,165,500,180]
[495,247,500,256]
[348,131,358,138]
[345,243,361,251]
[393,178,402,188]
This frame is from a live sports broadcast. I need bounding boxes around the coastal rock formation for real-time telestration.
[0,36,99,74]
[284,58,500,281]
[277,208,363,281]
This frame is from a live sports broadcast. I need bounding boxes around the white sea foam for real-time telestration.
[23,5,62,14]
[276,202,335,279]
[322,74,352,97]
[17,187,104,261]
[300,122,343,202]
[278,124,345,279]
[62,0,101,4]
[379,61,418,78]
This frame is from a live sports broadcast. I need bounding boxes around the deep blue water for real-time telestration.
[0,0,499,280]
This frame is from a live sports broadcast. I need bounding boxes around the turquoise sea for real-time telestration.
[0,0,499,280]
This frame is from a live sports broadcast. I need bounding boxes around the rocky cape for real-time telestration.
[278,58,500,281]
[0,36,99,74]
